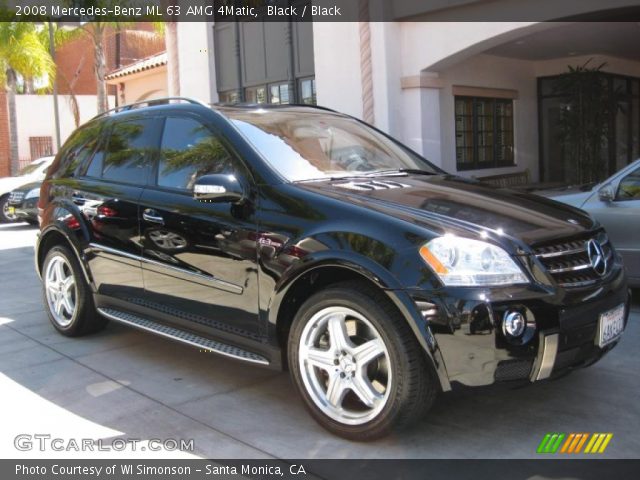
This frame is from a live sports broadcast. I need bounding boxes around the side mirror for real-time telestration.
[193,174,245,203]
[598,184,614,202]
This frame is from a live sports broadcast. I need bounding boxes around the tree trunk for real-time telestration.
[25,78,35,94]
[165,22,180,97]
[93,26,108,113]
[6,69,20,175]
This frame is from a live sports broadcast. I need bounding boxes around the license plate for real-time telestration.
[598,304,625,347]
[7,206,15,215]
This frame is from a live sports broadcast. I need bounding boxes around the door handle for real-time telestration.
[71,193,86,205]
[142,209,164,225]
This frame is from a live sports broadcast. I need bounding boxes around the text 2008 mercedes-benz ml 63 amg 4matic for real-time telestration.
[35,98,630,440]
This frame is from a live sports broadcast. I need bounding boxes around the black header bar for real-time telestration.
[3,0,640,22]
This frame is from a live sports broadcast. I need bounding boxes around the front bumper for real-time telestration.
[409,266,630,388]
[8,197,38,222]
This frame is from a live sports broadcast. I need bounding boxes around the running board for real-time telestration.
[97,307,269,365]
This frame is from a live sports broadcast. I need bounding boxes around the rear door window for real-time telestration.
[101,117,161,185]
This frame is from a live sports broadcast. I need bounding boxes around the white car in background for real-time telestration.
[0,156,54,223]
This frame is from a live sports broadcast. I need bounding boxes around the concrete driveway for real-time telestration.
[0,223,638,459]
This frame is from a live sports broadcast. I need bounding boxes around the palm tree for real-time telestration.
[0,23,54,174]
[36,24,84,127]
[77,21,165,113]
[77,22,112,114]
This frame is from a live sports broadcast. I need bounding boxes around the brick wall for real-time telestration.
[0,90,10,177]
[57,24,165,96]
[56,34,99,95]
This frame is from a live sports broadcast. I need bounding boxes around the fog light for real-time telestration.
[503,311,526,337]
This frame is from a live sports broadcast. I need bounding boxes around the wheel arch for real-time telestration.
[36,225,93,288]
[270,259,451,391]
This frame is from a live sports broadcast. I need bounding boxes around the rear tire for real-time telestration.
[42,245,108,336]
[288,281,438,440]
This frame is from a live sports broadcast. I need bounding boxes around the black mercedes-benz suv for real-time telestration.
[36,98,630,440]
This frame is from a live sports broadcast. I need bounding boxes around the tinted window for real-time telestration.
[157,117,242,190]
[617,166,640,200]
[61,123,103,178]
[101,118,159,184]
[84,145,104,178]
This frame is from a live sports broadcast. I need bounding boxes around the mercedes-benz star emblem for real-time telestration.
[587,239,607,276]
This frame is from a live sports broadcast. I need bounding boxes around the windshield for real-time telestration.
[226,109,441,181]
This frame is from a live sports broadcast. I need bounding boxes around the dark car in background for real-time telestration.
[35,98,630,440]
[0,156,53,223]
[7,181,41,226]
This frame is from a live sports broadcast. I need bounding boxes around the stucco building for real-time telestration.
[172,0,640,185]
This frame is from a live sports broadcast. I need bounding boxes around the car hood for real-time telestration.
[0,175,36,195]
[297,174,596,247]
[12,181,42,194]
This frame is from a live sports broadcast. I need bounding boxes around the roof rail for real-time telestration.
[92,97,210,120]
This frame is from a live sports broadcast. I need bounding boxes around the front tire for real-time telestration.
[0,194,17,223]
[42,245,107,336]
[288,281,438,440]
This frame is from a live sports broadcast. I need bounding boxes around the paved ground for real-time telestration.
[0,222,638,459]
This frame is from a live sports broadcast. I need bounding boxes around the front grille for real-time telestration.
[533,231,613,288]
[8,191,25,204]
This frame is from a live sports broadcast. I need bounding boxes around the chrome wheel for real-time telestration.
[2,199,17,221]
[298,306,392,425]
[148,230,188,250]
[44,255,77,327]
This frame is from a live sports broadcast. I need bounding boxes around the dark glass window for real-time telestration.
[157,117,242,191]
[269,83,290,104]
[84,143,104,178]
[245,85,267,104]
[539,73,640,183]
[219,90,240,104]
[455,96,514,171]
[299,78,316,105]
[59,122,102,178]
[101,118,158,184]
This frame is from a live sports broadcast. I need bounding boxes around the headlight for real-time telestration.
[419,235,529,286]
[24,188,40,200]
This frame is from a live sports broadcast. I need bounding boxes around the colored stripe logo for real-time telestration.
[537,433,613,454]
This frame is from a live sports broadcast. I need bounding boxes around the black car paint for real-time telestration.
[36,103,630,390]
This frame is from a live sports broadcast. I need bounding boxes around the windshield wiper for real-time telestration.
[364,168,440,177]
